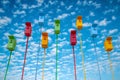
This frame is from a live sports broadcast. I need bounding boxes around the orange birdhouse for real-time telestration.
[76,16,82,30]
[42,32,48,48]
[104,37,113,52]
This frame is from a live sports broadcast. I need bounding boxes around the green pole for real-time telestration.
[56,34,58,80]
[4,51,12,80]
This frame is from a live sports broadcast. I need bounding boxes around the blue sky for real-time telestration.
[0,0,120,80]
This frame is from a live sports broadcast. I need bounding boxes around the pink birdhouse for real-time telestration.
[70,30,77,46]
[25,22,32,37]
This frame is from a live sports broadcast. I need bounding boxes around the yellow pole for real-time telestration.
[107,52,114,80]
[42,49,46,80]
[78,31,86,80]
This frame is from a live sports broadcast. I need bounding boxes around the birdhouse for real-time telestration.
[91,24,98,38]
[104,37,113,52]
[42,32,48,48]
[76,16,82,30]
[39,14,44,26]
[7,35,16,51]
[54,20,60,34]
[25,22,32,37]
[70,30,77,46]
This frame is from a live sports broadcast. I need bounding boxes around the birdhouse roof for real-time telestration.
[77,16,82,20]
[42,32,48,36]
[71,30,76,34]
[26,22,31,27]
[106,37,112,41]
[8,35,15,39]
[55,20,60,24]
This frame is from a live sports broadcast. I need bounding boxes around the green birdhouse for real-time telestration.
[7,35,16,51]
[54,20,60,34]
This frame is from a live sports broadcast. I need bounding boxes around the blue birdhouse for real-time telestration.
[39,13,44,26]
[91,24,98,38]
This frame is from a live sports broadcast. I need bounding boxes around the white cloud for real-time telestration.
[101,29,107,33]
[14,32,24,38]
[57,8,61,12]
[4,32,10,37]
[109,29,118,35]
[71,12,75,15]
[68,28,75,32]
[49,48,56,56]
[16,0,21,3]
[17,38,25,43]
[92,1,101,8]
[67,5,73,10]
[112,16,116,20]
[77,1,81,5]
[97,40,103,44]
[22,4,28,9]
[0,8,5,13]
[94,20,98,24]
[0,55,6,60]
[34,19,39,24]
[14,52,22,57]
[1,0,10,4]
[0,16,11,28]
[39,27,45,32]
[29,5,39,9]
[98,19,111,26]
[60,1,65,6]
[49,0,55,5]
[57,13,69,19]
[82,1,101,8]
[90,11,95,16]
[48,21,54,26]
[46,29,54,34]
[48,36,52,42]
[62,32,68,35]
[37,0,43,4]
[59,41,69,47]
[17,45,25,52]
[58,37,66,41]
[62,53,72,60]
[13,10,26,15]
[72,22,76,28]
[83,22,92,27]
[104,9,114,14]
[30,42,39,48]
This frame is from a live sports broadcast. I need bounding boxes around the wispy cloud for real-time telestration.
[0,16,11,28]
[57,13,69,20]
[98,19,111,26]
[0,8,5,13]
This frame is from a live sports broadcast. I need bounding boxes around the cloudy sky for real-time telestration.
[0,0,120,80]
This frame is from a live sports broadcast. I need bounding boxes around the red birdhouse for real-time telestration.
[25,22,32,37]
[70,30,77,46]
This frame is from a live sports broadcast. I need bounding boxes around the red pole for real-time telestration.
[21,37,29,80]
[72,46,77,80]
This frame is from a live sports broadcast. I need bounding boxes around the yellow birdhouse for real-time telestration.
[42,32,48,48]
[104,37,113,52]
[76,16,83,30]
